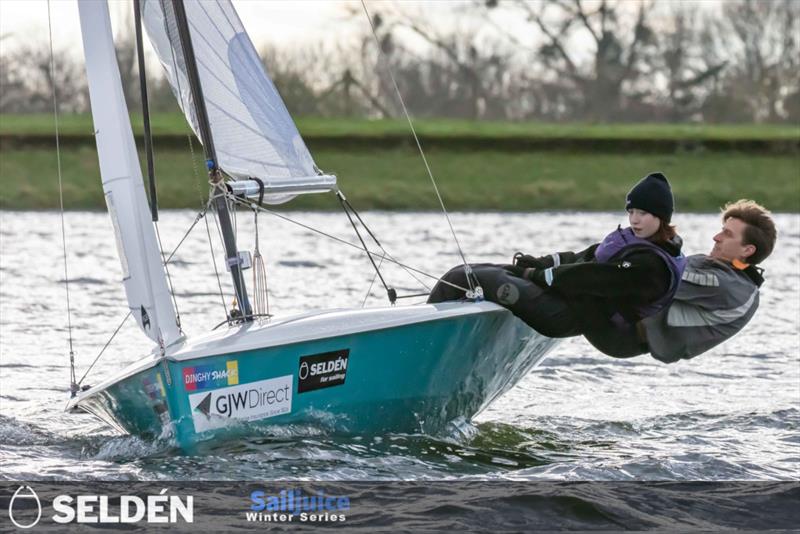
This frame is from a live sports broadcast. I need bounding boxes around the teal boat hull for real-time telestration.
[68,303,557,448]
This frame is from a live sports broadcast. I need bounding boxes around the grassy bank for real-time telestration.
[2,113,799,140]
[2,145,798,211]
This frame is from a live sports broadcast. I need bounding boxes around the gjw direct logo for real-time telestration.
[7,486,193,528]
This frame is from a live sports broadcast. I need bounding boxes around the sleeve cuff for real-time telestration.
[543,267,554,286]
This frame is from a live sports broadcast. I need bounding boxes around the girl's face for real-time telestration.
[628,208,661,239]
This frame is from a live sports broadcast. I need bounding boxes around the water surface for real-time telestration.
[1,210,798,481]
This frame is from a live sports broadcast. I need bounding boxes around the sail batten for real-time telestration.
[141,0,334,203]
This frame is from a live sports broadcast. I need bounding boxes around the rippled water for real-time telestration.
[1,210,798,481]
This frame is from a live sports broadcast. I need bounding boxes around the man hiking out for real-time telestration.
[428,199,776,364]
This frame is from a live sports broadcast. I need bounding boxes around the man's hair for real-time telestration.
[722,199,777,264]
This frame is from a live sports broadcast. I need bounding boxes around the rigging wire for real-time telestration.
[361,253,386,307]
[47,0,78,396]
[360,0,477,296]
[193,145,228,319]
[337,192,396,304]
[75,206,209,389]
[230,196,469,294]
[338,190,432,297]
[337,189,432,297]
[155,224,183,330]
[209,183,238,316]
[76,311,131,389]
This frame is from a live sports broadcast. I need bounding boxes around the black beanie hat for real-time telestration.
[625,172,674,222]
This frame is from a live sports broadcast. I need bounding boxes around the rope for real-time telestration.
[47,0,78,396]
[230,196,470,294]
[228,189,250,317]
[360,0,476,295]
[252,208,270,317]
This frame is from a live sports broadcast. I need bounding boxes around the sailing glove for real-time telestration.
[504,264,554,287]
[513,252,556,270]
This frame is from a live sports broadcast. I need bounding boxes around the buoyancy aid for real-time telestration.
[594,226,687,322]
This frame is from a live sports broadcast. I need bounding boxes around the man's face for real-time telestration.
[710,217,756,263]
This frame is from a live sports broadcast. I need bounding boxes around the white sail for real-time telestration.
[78,0,181,347]
[141,0,336,204]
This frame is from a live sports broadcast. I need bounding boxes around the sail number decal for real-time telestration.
[297,349,349,393]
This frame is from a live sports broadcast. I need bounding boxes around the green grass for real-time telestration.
[3,114,797,211]
[2,113,799,141]
[2,145,798,212]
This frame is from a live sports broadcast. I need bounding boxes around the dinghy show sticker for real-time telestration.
[189,375,292,433]
[298,349,349,393]
[183,360,239,391]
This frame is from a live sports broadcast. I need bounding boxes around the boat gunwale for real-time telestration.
[65,300,517,412]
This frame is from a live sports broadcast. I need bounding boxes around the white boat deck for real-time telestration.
[169,301,506,361]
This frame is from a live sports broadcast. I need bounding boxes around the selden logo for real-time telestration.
[189,375,292,432]
[183,360,238,391]
[7,486,193,526]
[298,350,349,393]
[8,485,42,529]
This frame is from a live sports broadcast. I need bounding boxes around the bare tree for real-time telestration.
[716,0,800,122]
[0,40,87,113]
[113,1,141,112]
[485,0,660,121]
[653,5,728,122]
[343,5,516,120]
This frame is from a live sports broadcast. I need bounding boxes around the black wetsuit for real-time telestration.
[427,263,584,338]
[428,237,683,358]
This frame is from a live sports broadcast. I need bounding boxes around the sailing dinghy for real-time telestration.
[65,0,558,448]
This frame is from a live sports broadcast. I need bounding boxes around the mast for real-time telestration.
[170,0,253,320]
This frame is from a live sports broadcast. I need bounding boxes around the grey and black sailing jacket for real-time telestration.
[641,254,763,363]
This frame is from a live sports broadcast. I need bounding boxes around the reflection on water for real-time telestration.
[0,211,798,480]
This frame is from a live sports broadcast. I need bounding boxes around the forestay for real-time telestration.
[141,0,336,204]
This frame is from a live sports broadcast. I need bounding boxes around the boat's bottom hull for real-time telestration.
[72,304,558,448]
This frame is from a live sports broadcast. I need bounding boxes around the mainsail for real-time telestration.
[141,0,336,204]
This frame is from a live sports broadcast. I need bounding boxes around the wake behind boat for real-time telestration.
[64,0,558,448]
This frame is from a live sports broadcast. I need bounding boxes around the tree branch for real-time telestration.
[573,0,600,44]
